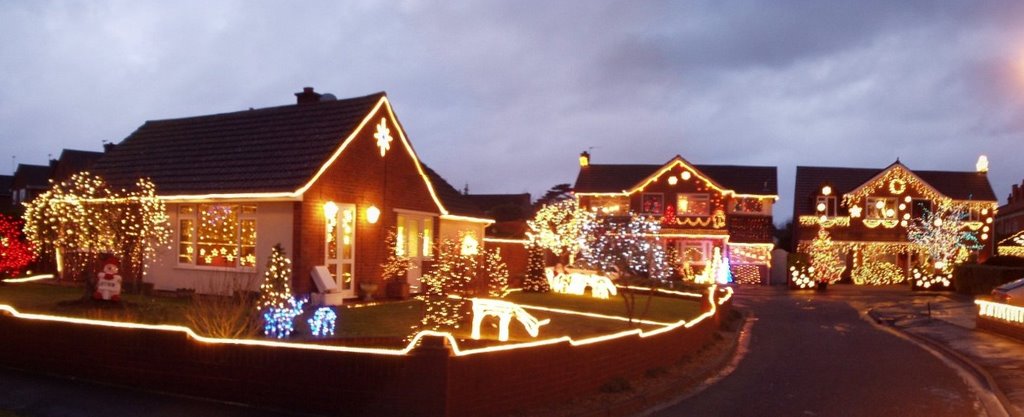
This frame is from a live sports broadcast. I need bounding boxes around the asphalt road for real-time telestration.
[653,286,986,417]
[0,367,307,417]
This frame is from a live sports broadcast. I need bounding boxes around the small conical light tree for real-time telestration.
[257,244,292,311]
[483,247,509,298]
[809,228,844,284]
[522,244,550,292]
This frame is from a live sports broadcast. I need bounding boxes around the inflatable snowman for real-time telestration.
[94,257,123,302]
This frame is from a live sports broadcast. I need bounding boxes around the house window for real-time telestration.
[731,198,765,214]
[866,197,896,219]
[589,196,629,215]
[911,200,932,220]
[968,207,983,222]
[641,193,664,215]
[677,194,711,217]
[816,196,837,217]
[679,241,712,265]
[178,204,257,269]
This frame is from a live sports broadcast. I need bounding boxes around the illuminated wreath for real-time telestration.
[888,178,907,195]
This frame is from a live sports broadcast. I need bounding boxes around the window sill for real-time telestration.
[174,264,257,274]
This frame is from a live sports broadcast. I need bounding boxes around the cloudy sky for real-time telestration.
[3,1,1024,222]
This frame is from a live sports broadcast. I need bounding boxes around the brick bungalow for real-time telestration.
[793,159,997,284]
[573,152,778,284]
[92,88,492,298]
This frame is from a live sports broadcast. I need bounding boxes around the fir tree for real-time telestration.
[257,244,292,311]
[522,244,550,292]
[483,247,510,298]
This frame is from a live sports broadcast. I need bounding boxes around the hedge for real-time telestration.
[953,264,1024,295]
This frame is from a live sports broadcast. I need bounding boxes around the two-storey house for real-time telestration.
[793,159,997,286]
[573,152,778,284]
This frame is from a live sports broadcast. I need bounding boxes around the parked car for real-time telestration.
[991,277,1024,306]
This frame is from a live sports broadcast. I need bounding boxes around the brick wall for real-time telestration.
[294,106,443,296]
[0,294,729,417]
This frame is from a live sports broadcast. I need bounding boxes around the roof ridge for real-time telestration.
[142,91,387,124]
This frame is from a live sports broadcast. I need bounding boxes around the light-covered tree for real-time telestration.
[483,247,509,298]
[579,214,671,281]
[257,244,292,311]
[527,199,595,264]
[907,202,980,271]
[522,244,550,292]
[22,173,170,292]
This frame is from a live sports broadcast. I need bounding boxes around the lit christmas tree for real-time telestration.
[483,247,509,298]
[0,214,34,278]
[808,229,844,285]
[695,247,732,284]
[522,244,550,292]
[257,244,292,311]
[418,238,475,331]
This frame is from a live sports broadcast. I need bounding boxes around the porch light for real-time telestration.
[323,201,339,222]
[366,205,381,224]
[821,186,832,196]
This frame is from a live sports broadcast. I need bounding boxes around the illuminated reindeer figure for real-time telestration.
[471,298,550,342]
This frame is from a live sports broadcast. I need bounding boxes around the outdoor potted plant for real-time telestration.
[380,230,415,299]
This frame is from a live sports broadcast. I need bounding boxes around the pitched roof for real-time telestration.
[52,149,104,182]
[793,165,997,217]
[0,175,12,195]
[10,164,52,190]
[574,163,778,195]
[421,165,486,217]
[464,193,532,212]
[92,92,387,194]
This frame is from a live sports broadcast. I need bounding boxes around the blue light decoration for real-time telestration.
[263,297,306,339]
[307,307,338,337]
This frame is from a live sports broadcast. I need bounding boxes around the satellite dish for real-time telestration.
[319,93,337,102]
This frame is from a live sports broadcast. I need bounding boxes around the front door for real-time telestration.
[326,204,357,298]
[397,213,434,293]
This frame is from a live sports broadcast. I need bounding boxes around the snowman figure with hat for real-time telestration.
[94,256,123,302]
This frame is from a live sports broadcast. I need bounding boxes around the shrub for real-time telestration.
[953,264,1024,295]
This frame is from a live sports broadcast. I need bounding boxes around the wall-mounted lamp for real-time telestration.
[323,201,339,226]
[366,205,381,224]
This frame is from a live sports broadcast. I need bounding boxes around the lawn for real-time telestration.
[0,281,190,325]
[0,282,706,349]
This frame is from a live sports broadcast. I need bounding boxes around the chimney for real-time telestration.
[295,87,322,105]
[579,151,590,167]
[1014,184,1021,203]
[102,142,116,153]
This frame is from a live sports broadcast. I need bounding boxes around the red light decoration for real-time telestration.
[0,214,35,278]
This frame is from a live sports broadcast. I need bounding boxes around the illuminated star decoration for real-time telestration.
[374,118,393,157]
[849,205,862,218]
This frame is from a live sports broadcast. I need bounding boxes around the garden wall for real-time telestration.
[0,296,729,417]
[976,315,1024,342]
